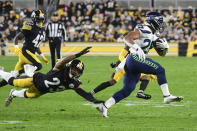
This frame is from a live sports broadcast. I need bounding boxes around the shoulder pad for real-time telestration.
[22,19,33,30]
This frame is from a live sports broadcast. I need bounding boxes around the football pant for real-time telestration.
[13,77,41,98]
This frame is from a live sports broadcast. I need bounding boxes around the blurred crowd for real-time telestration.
[0,0,197,44]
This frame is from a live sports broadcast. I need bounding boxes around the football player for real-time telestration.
[0,9,49,87]
[89,43,157,99]
[97,12,183,117]
[0,47,104,107]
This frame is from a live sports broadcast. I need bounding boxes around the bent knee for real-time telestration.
[34,63,42,71]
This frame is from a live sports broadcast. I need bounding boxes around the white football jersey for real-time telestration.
[126,24,160,55]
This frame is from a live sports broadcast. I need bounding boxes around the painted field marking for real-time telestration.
[0,121,22,124]
[83,100,186,108]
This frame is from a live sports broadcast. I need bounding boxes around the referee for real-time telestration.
[45,11,67,68]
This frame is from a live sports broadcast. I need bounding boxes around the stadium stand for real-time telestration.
[0,0,196,56]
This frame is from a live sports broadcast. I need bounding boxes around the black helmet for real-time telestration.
[31,9,45,28]
[68,59,84,79]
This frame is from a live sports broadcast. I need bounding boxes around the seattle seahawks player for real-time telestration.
[97,12,183,117]
[0,9,49,87]
[0,47,104,107]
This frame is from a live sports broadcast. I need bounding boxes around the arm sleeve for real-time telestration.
[75,88,97,102]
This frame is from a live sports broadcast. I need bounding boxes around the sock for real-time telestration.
[12,89,27,98]
[90,81,111,95]
[160,83,170,96]
[139,80,149,92]
[0,79,8,87]
[19,69,24,74]
[104,97,116,109]
[0,70,13,82]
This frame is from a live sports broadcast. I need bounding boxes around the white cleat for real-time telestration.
[24,64,37,77]
[164,95,183,104]
[5,89,16,107]
[96,103,108,118]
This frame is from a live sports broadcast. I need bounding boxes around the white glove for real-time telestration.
[123,38,145,60]
[130,44,146,60]
[115,57,127,72]
[155,38,169,49]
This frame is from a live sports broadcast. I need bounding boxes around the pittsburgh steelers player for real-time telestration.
[0,9,49,87]
[97,12,183,117]
[0,47,104,107]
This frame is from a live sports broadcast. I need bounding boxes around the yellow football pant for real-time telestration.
[14,48,41,71]
[113,69,156,82]
[13,77,41,98]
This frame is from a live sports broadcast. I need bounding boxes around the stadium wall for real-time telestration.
[6,42,179,56]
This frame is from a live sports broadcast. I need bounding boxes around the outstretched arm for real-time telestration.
[14,32,25,46]
[53,47,92,71]
[75,87,104,104]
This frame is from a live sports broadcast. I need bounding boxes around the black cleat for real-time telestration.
[136,92,151,99]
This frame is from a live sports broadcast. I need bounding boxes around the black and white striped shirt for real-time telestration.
[45,22,67,40]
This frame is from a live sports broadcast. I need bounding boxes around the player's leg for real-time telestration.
[136,74,151,99]
[128,54,183,103]
[97,71,140,117]
[22,49,42,71]
[49,42,56,68]
[5,77,41,107]
[56,40,61,60]
[0,52,25,87]
[90,69,124,95]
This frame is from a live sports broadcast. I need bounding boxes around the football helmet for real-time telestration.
[31,9,45,28]
[145,12,166,33]
[68,59,84,79]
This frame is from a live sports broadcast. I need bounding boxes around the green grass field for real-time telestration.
[0,56,197,131]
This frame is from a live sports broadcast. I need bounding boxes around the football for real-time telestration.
[153,38,169,56]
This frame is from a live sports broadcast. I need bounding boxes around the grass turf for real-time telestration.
[0,56,197,131]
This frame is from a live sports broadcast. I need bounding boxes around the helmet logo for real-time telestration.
[77,61,83,70]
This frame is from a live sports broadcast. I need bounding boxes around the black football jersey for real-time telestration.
[22,19,45,53]
[33,67,82,94]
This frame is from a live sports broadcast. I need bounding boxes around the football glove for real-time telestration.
[130,44,146,60]
[40,54,49,64]
[75,46,92,58]
[123,38,145,60]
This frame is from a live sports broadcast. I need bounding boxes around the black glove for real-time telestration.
[110,60,121,68]
[110,62,116,68]
[92,99,105,104]
[75,46,92,58]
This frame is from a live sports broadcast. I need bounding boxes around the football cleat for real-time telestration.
[96,103,108,118]
[5,89,16,107]
[136,92,151,99]
[164,95,183,104]
[24,64,37,77]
